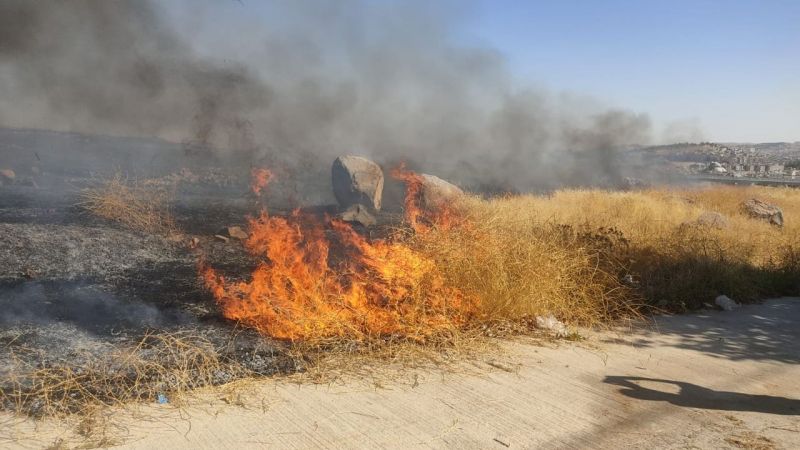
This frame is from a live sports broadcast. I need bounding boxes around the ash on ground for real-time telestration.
[0,129,306,407]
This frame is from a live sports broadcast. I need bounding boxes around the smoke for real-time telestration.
[661,119,706,144]
[0,281,190,334]
[0,0,652,191]
[0,0,268,152]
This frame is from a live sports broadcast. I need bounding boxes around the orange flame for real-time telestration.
[250,167,274,196]
[390,163,461,234]
[390,163,427,233]
[201,167,474,342]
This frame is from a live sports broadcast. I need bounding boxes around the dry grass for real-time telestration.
[415,212,638,327]
[78,172,176,234]
[422,185,800,319]
[0,332,253,417]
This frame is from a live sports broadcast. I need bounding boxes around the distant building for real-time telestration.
[768,164,785,174]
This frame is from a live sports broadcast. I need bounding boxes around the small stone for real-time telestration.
[621,274,639,286]
[714,295,739,311]
[214,234,230,243]
[535,314,568,337]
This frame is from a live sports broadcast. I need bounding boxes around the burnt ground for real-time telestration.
[0,129,332,404]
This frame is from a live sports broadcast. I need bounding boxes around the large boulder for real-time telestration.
[332,156,384,211]
[742,198,783,227]
[419,173,464,208]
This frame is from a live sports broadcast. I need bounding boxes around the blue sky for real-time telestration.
[171,0,799,143]
[466,0,800,142]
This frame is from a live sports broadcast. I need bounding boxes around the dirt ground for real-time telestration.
[2,298,797,449]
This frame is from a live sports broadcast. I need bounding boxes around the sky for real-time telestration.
[467,0,800,143]
[167,0,800,143]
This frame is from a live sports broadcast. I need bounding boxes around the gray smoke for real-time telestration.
[0,0,652,191]
[0,281,187,334]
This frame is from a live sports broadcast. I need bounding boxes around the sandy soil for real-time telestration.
[3,297,798,449]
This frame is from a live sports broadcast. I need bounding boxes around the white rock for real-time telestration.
[714,295,739,311]
[535,314,568,337]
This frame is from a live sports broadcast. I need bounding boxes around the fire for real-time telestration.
[390,163,461,233]
[250,167,274,196]
[201,166,474,342]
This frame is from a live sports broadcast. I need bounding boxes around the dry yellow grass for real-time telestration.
[78,172,176,234]
[418,185,800,321]
[415,200,639,327]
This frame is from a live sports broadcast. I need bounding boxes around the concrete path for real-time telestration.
[4,298,799,449]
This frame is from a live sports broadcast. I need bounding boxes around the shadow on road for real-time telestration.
[604,376,800,416]
[617,298,800,363]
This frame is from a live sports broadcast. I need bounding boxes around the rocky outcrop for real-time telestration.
[419,173,464,208]
[742,199,783,227]
[332,156,384,211]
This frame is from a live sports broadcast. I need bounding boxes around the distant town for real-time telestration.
[632,142,800,180]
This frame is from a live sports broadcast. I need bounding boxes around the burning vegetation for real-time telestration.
[198,163,800,349]
[202,166,474,344]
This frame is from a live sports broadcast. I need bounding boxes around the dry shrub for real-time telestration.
[78,172,176,234]
[0,332,252,417]
[413,199,640,327]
